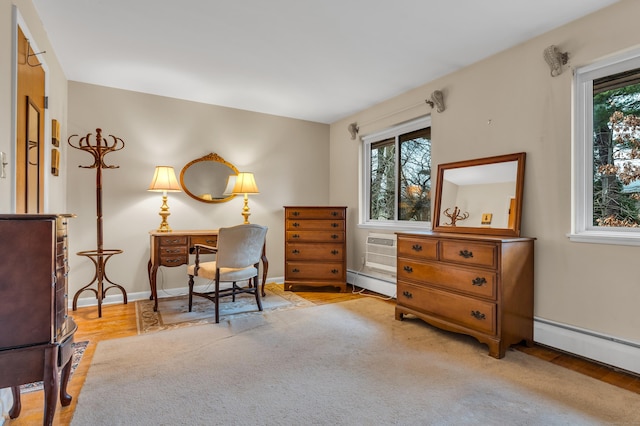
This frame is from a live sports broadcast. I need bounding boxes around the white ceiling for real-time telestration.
[31,0,618,124]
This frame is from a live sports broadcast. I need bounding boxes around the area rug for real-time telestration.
[135,283,314,334]
[20,340,88,394]
[72,299,640,425]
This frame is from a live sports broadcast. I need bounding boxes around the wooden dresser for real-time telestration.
[284,206,347,292]
[0,214,77,425]
[395,232,534,358]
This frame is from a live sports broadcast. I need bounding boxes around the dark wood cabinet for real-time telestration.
[395,232,534,358]
[0,214,77,425]
[284,206,347,292]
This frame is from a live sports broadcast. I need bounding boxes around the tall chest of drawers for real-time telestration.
[395,232,534,358]
[284,206,347,292]
[0,214,77,425]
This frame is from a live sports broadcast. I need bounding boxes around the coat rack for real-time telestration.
[68,128,127,317]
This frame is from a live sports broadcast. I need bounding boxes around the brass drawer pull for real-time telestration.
[331,250,339,255]
[204,239,216,244]
[412,244,422,252]
[331,223,339,228]
[166,248,181,253]
[470,310,486,320]
[459,250,473,258]
[402,290,413,299]
[403,265,413,273]
[293,222,300,227]
[292,234,300,239]
[292,268,300,273]
[331,269,339,274]
[472,277,487,286]
[292,249,300,254]
[292,211,300,216]
[331,234,339,239]
[331,211,338,216]
[166,258,182,264]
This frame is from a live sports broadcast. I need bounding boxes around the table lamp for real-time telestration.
[148,165,182,232]
[232,172,259,224]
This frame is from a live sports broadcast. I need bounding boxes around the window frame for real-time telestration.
[572,46,640,246]
[360,115,432,231]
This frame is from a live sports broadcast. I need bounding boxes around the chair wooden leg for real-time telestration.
[254,276,263,311]
[214,278,220,324]
[188,275,194,312]
[9,386,21,419]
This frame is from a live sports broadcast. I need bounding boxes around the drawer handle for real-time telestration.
[166,259,182,264]
[292,211,300,216]
[331,250,339,255]
[472,277,487,286]
[293,222,300,227]
[402,290,413,299]
[331,269,339,274]
[470,310,486,320]
[167,249,181,253]
[205,239,216,244]
[412,244,422,252]
[331,223,339,228]
[459,250,474,258]
[331,234,339,239]
[403,265,413,273]
[167,238,181,244]
[292,268,300,273]
[331,211,338,216]
[292,234,300,239]
[292,249,300,254]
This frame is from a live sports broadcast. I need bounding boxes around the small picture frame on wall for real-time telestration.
[51,148,60,176]
[52,119,60,147]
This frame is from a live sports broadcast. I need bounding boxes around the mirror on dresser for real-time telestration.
[179,153,239,203]
[432,152,526,237]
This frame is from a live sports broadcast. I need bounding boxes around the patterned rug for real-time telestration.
[136,283,314,334]
[19,340,89,394]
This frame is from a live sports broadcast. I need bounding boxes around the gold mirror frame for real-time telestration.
[432,152,526,237]
[179,153,239,203]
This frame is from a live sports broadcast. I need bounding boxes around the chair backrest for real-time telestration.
[215,224,268,269]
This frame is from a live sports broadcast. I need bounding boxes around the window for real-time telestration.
[362,116,431,229]
[573,47,640,245]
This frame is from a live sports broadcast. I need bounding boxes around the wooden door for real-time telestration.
[16,26,45,213]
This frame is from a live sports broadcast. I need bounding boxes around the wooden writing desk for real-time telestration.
[148,230,268,312]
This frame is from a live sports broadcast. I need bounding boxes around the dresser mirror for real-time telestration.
[179,153,239,203]
[432,152,526,237]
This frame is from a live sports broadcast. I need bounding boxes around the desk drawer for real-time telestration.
[158,236,188,246]
[191,235,217,247]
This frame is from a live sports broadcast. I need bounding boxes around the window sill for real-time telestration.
[358,221,431,233]
[568,230,640,246]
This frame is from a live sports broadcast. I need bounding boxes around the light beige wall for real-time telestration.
[0,0,68,213]
[67,82,329,297]
[330,0,640,343]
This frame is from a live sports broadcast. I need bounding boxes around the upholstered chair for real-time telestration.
[187,224,268,323]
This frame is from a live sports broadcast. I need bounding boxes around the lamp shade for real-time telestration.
[223,174,237,196]
[232,172,259,194]
[148,166,181,192]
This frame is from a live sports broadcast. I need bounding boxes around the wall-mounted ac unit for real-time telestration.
[365,233,397,273]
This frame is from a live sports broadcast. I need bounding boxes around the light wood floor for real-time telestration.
[7,285,640,425]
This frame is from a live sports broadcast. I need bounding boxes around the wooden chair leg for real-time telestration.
[254,276,263,311]
[59,355,73,406]
[214,278,220,324]
[188,275,194,312]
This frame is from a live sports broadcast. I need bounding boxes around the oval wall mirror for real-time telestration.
[179,153,239,203]
[432,152,526,237]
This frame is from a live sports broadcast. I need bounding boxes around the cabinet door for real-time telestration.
[0,219,54,348]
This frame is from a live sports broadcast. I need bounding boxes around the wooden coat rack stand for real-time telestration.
[68,128,127,317]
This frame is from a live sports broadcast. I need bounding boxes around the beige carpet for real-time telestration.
[73,298,640,425]
[136,283,314,333]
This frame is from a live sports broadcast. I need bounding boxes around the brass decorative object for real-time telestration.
[68,128,127,317]
[443,206,469,226]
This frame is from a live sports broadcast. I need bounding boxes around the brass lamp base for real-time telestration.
[156,194,173,232]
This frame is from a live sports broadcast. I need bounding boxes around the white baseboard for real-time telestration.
[534,318,640,375]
